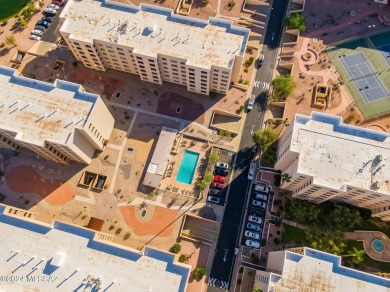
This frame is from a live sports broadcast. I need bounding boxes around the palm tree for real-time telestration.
[278,118,289,137]
[342,247,365,265]
[5,35,17,47]
[278,172,291,189]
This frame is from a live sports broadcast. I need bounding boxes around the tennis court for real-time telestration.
[340,53,389,103]
[378,44,390,65]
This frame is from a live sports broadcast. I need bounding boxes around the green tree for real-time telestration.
[203,172,214,183]
[191,267,207,281]
[278,118,289,137]
[253,284,263,292]
[284,12,306,32]
[196,180,207,191]
[39,1,44,8]
[278,173,291,189]
[170,243,181,253]
[19,18,28,28]
[271,75,296,101]
[252,128,278,150]
[5,35,16,47]
[342,247,365,265]
[306,227,346,255]
[208,153,220,165]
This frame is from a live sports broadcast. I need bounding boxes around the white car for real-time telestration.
[245,230,260,240]
[31,29,43,36]
[254,193,267,201]
[245,240,260,249]
[29,34,41,41]
[215,162,229,169]
[248,215,263,225]
[252,200,266,208]
[247,222,261,231]
[248,162,256,180]
[48,4,60,10]
[247,95,254,111]
[254,184,270,193]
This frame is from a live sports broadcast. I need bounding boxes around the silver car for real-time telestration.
[254,184,270,193]
[247,95,254,111]
[245,230,260,240]
[254,193,267,201]
[245,240,260,248]
[29,34,41,41]
[252,200,266,208]
[248,215,263,225]
[31,29,43,36]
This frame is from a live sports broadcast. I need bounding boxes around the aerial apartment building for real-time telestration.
[0,66,114,165]
[0,204,190,291]
[254,247,390,291]
[275,112,390,221]
[59,0,249,95]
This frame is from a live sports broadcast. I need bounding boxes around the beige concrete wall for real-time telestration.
[267,250,286,274]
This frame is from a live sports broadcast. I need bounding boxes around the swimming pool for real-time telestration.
[176,150,199,184]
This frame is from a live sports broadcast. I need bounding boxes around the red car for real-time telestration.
[52,0,61,5]
[210,182,224,189]
[213,175,226,183]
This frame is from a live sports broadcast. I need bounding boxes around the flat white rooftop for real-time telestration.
[291,112,390,194]
[0,66,98,146]
[60,0,249,68]
[0,205,189,291]
[273,248,390,291]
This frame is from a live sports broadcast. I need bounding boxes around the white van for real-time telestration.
[248,162,256,180]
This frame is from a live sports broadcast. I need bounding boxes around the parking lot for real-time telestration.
[206,148,235,207]
[30,2,64,43]
[240,182,270,248]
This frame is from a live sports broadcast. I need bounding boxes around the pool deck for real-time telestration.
[345,231,390,262]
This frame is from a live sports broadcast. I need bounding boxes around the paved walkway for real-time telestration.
[345,230,390,262]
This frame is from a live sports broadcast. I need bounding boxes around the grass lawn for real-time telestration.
[0,0,29,21]
[344,240,390,273]
[281,224,306,245]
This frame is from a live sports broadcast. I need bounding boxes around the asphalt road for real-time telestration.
[207,0,289,290]
[41,8,63,43]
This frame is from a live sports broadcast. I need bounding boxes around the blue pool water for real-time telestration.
[373,239,385,253]
[176,150,199,184]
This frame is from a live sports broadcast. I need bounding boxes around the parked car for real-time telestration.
[254,184,270,193]
[252,200,266,208]
[208,188,222,196]
[245,240,260,249]
[256,54,264,67]
[34,25,46,31]
[254,193,267,201]
[48,4,60,10]
[214,167,228,177]
[207,195,220,204]
[245,230,260,240]
[31,29,43,36]
[215,162,229,169]
[246,222,261,231]
[43,8,57,15]
[29,34,41,41]
[52,0,62,5]
[210,182,224,189]
[247,95,254,111]
[37,20,50,28]
[248,162,256,180]
[42,17,53,23]
[213,175,226,183]
[250,207,265,217]
[248,215,263,225]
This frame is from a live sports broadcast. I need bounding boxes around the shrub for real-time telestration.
[115,228,122,235]
[248,271,253,276]
[123,232,131,240]
[274,238,280,244]
[209,91,217,99]
[179,254,187,263]
[261,239,267,246]
[191,268,206,281]
[72,61,78,67]
[244,68,248,73]
[109,225,115,231]
[154,90,158,96]
[237,278,242,285]
[247,23,253,28]
[0,42,4,48]
[170,243,181,254]
[247,47,253,54]
[238,267,244,273]
[244,80,249,85]
[2,20,7,26]
[239,105,244,111]
[245,57,254,65]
